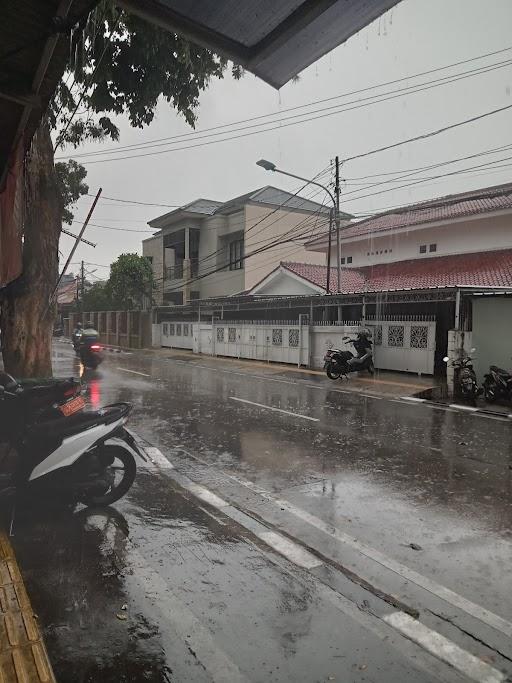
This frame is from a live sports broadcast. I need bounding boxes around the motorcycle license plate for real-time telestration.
[59,395,85,416]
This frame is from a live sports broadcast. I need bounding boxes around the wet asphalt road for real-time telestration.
[10,343,512,683]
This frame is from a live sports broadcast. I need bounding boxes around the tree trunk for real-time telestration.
[0,121,61,378]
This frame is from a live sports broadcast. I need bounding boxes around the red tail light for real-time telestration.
[90,344,101,350]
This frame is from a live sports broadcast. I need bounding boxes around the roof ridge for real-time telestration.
[353,181,512,228]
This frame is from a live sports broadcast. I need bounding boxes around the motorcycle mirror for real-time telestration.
[443,356,449,362]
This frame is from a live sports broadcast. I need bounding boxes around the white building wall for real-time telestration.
[325,212,512,268]
[254,271,320,296]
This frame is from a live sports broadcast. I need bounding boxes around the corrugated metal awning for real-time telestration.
[118,0,401,88]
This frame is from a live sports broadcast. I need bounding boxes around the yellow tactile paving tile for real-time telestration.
[0,531,56,683]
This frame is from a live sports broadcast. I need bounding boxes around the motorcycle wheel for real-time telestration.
[81,445,136,506]
[483,383,497,403]
[367,362,375,375]
[326,362,342,380]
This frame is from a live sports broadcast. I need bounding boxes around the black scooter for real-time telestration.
[324,336,374,380]
[482,363,512,403]
[443,350,481,405]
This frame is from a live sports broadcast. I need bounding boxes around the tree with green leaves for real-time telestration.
[81,281,113,312]
[0,2,238,377]
[106,253,154,310]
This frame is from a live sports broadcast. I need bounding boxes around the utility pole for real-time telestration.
[80,260,85,321]
[335,155,341,293]
[326,208,333,295]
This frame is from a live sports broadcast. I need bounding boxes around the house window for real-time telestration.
[429,243,437,253]
[169,324,175,336]
[183,324,189,337]
[384,249,388,253]
[340,257,345,265]
[229,239,244,270]
[419,244,427,254]
[367,252,370,256]
[176,324,181,336]
[347,256,353,264]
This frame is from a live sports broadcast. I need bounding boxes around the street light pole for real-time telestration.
[256,159,337,294]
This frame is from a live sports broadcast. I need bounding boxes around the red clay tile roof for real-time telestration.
[282,248,512,293]
[307,182,512,243]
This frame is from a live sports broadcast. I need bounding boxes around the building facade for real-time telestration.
[306,182,512,270]
[143,186,349,305]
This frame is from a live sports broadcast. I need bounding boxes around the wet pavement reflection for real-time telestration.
[10,344,512,682]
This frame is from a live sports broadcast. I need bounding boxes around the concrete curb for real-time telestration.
[401,395,512,419]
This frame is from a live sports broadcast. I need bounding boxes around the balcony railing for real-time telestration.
[165,259,198,280]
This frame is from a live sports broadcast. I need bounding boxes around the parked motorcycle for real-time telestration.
[482,363,512,404]
[0,372,145,510]
[324,335,374,380]
[443,350,481,405]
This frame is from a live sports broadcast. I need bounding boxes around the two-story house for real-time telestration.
[143,186,351,305]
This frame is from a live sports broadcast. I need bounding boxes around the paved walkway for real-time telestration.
[0,531,56,682]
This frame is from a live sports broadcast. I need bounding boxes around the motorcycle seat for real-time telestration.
[29,402,132,441]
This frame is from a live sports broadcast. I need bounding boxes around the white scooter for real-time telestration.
[0,372,146,514]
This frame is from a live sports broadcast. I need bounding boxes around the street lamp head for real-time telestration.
[256,159,276,171]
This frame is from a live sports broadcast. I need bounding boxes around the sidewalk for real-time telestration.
[0,530,56,682]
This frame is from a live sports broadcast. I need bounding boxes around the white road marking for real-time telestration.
[125,545,249,682]
[185,482,229,510]
[257,531,322,569]
[384,612,506,683]
[150,461,323,572]
[228,473,512,638]
[229,396,319,422]
[449,404,479,412]
[400,396,426,403]
[117,367,151,377]
[144,446,174,469]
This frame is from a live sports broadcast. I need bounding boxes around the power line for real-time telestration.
[341,103,512,164]
[85,192,181,208]
[339,143,512,198]
[342,142,512,182]
[56,60,512,165]
[56,44,512,158]
[342,153,512,204]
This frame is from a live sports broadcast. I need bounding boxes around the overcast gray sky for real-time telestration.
[58,0,512,279]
